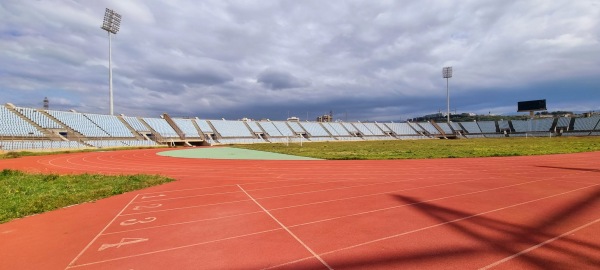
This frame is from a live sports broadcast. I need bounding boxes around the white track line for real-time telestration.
[319,183,600,256]
[287,178,551,228]
[138,177,476,204]
[90,178,542,236]
[269,178,482,212]
[133,190,243,203]
[66,194,141,269]
[102,210,265,236]
[118,198,253,216]
[104,178,568,235]
[478,217,600,270]
[237,185,333,270]
[265,183,600,269]
[121,178,483,217]
[66,228,283,268]
[103,179,499,236]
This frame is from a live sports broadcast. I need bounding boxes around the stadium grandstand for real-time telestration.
[477,121,504,138]
[386,122,424,139]
[459,121,484,138]
[299,122,334,141]
[415,122,442,137]
[1,103,600,152]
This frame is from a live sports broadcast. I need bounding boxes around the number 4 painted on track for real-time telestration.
[141,194,166,199]
[98,238,148,251]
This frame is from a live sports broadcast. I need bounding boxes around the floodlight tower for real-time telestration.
[442,66,453,123]
[101,8,121,115]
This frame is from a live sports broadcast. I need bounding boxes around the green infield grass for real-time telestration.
[0,170,174,223]
[234,137,600,160]
[0,146,165,160]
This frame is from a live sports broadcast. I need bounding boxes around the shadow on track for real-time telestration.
[536,165,600,173]
[326,188,600,269]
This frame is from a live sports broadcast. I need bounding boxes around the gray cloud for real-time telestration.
[0,0,599,120]
[257,69,310,90]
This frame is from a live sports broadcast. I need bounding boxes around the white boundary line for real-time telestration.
[102,210,265,236]
[66,228,283,268]
[98,177,576,236]
[101,179,509,236]
[269,178,482,211]
[119,177,483,217]
[134,190,243,203]
[83,178,545,236]
[287,178,550,228]
[265,183,600,269]
[118,198,253,216]
[478,217,600,270]
[138,176,477,204]
[237,185,333,270]
[319,183,600,256]
[66,194,141,269]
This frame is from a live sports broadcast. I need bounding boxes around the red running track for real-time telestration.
[0,148,599,270]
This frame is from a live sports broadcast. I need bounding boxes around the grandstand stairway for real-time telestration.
[83,115,126,140]
[431,121,453,139]
[162,113,186,140]
[568,118,576,131]
[38,110,86,141]
[245,121,266,139]
[5,106,65,141]
[116,116,146,140]
[139,118,176,144]
[506,121,515,133]
[320,123,335,137]
[138,118,161,142]
[549,118,559,132]
[189,119,209,143]
[206,121,224,143]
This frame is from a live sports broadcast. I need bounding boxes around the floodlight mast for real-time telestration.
[101,8,121,115]
[442,66,453,124]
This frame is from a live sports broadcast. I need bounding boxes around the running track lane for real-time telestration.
[0,149,599,269]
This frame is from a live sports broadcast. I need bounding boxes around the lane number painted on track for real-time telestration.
[98,238,148,251]
[132,203,162,211]
[141,194,166,200]
[120,217,157,226]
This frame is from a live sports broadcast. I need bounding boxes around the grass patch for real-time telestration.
[0,146,166,160]
[0,169,174,223]
[234,137,600,160]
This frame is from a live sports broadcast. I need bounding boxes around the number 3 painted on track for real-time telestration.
[120,217,157,226]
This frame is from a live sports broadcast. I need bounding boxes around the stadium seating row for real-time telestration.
[0,140,86,150]
[2,104,600,151]
[0,106,45,137]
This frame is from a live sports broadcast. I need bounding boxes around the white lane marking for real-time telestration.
[265,183,600,269]
[66,228,283,268]
[66,194,141,268]
[237,185,333,270]
[478,217,600,270]
[319,183,600,256]
[288,178,552,228]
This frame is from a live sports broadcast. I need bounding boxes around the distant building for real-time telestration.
[316,114,332,122]
[317,111,333,122]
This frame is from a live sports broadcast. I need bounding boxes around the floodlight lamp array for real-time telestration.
[101,8,121,34]
[442,66,453,78]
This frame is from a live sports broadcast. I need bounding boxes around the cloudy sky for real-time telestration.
[1,0,599,121]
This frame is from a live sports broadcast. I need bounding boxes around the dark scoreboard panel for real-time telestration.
[518,99,546,112]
